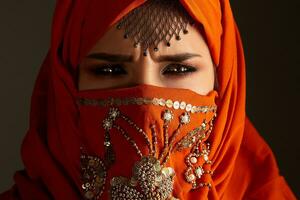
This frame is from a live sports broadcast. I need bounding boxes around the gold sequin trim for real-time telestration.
[77,97,217,114]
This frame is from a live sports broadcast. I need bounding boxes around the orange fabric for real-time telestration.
[0,0,297,199]
[77,84,219,199]
[223,117,296,200]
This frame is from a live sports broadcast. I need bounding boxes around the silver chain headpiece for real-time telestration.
[116,0,195,56]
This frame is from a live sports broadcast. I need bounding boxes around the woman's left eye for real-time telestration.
[162,64,198,76]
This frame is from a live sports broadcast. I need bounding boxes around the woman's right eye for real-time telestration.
[90,64,127,76]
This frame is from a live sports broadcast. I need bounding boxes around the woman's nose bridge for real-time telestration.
[132,64,154,85]
[131,57,159,85]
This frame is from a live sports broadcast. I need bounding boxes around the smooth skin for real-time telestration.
[78,23,216,95]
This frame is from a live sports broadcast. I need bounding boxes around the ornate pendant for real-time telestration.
[110,156,176,200]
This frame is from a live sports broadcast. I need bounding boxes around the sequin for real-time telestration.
[80,153,106,200]
[158,98,166,106]
[152,98,160,105]
[191,106,197,113]
[173,101,180,109]
[185,104,192,112]
[165,99,173,108]
[179,101,186,110]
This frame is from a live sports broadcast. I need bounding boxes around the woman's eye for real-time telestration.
[90,64,127,76]
[162,64,197,76]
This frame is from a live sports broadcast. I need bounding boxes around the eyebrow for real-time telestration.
[86,52,201,63]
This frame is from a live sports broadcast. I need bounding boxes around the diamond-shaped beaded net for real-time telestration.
[116,0,195,56]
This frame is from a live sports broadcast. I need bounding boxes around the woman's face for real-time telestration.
[79,23,215,95]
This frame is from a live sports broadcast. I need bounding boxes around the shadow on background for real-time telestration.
[231,0,300,197]
[0,0,54,192]
[0,0,299,197]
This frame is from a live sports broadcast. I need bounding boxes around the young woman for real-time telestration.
[0,0,296,199]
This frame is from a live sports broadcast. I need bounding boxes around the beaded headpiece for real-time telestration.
[116,0,195,56]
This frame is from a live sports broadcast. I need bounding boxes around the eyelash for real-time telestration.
[89,63,198,77]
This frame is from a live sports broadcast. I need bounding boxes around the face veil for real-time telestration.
[77,84,218,199]
[0,0,296,200]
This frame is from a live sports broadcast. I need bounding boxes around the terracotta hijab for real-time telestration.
[0,0,296,199]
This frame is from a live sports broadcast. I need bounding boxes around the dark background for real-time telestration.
[0,0,299,197]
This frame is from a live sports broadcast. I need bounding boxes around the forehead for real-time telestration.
[87,23,208,60]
